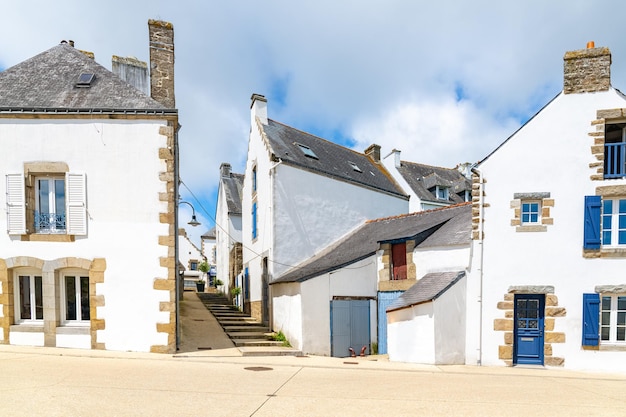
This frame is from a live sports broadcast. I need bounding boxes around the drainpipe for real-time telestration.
[471,165,485,366]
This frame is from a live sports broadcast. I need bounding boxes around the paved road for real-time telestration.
[0,345,625,417]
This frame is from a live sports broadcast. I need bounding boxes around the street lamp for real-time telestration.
[179,200,201,227]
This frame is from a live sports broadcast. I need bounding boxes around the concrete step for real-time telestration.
[227,331,273,339]
[238,346,303,357]
[223,325,270,333]
[233,339,285,347]
[217,319,262,326]
[211,311,248,316]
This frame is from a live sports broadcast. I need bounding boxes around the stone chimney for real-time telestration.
[563,41,611,94]
[365,144,381,163]
[148,19,175,108]
[112,55,149,95]
[250,94,268,126]
[220,163,232,178]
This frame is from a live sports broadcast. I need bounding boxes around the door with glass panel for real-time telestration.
[513,294,545,365]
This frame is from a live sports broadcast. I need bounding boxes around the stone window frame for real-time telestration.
[494,285,566,367]
[588,110,626,182]
[378,240,417,292]
[510,192,554,232]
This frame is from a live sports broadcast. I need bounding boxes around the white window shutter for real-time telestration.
[66,172,87,236]
[6,174,26,235]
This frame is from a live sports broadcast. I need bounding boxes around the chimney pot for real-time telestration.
[587,41,595,49]
[220,163,232,178]
[69,40,75,47]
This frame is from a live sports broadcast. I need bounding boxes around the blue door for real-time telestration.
[377,291,404,355]
[330,300,370,357]
[513,294,545,365]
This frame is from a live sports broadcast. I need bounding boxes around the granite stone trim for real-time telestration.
[494,287,565,367]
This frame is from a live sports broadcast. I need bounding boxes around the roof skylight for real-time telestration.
[348,162,362,172]
[76,73,95,87]
[296,143,318,159]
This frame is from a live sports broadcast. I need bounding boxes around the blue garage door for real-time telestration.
[330,300,370,358]
[377,291,404,355]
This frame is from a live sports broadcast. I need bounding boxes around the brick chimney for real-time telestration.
[365,144,381,162]
[220,163,232,178]
[563,41,611,94]
[112,55,149,95]
[250,94,268,126]
[148,19,175,108]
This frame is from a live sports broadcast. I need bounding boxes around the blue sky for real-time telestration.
[4,1,626,245]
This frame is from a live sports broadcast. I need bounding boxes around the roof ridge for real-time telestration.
[365,202,471,224]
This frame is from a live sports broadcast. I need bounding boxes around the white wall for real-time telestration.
[474,89,626,372]
[0,118,171,352]
[215,181,242,294]
[413,246,470,279]
[273,257,378,356]
[387,277,466,364]
[272,164,408,278]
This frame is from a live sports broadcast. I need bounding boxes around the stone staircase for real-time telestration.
[196,293,302,356]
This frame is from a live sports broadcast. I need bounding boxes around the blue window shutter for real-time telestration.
[582,293,600,346]
[584,195,601,249]
[252,202,257,239]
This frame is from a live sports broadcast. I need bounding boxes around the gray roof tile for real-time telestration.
[221,172,244,215]
[386,271,465,312]
[0,44,168,110]
[261,120,407,198]
[397,161,471,204]
[271,203,471,284]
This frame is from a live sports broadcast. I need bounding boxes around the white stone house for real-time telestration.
[468,43,626,372]
[242,94,409,324]
[271,203,470,357]
[179,228,205,290]
[383,149,472,212]
[214,163,243,298]
[0,20,180,353]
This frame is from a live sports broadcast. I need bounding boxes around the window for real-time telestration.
[252,201,258,239]
[521,201,541,225]
[14,273,43,323]
[600,295,626,344]
[602,199,626,246]
[348,162,362,173]
[5,171,87,236]
[391,242,407,280]
[604,123,626,179]
[296,143,318,159]
[190,261,198,271]
[35,177,66,233]
[435,186,448,201]
[62,273,90,324]
[252,165,257,193]
[584,195,626,249]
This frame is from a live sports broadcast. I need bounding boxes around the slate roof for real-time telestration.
[220,172,244,215]
[260,119,407,198]
[201,227,217,240]
[386,271,465,313]
[0,43,171,112]
[397,161,471,204]
[271,203,471,284]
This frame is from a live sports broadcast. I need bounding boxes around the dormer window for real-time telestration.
[435,186,449,200]
[296,143,318,159]
[348,162,362,173]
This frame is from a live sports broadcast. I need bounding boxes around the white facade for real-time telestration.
[469,85,626,371]
[1,119,175,352]
[387,275,466,364]
[271,257,378,355]
[242,96,408,323]
[215,173,242,296]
